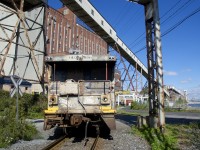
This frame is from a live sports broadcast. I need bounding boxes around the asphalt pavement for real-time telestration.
[117,106,200,125]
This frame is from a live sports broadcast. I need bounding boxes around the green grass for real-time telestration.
[117,109,141,116]
[0,89,47,148]
[130,101,148,110]
[132,123,200,150]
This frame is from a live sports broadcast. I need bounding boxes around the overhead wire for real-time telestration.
[130,0,198,53]
[161,0,194,25]
[162,5,200,37]
[134,3,200,54]
[119,7,142,37]
[116,8,141,34]
[160,0,182,19]
[128,0,189,49]
[113,2,132,28]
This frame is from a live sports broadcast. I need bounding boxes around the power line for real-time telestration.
[129,36,145,49]
[129,0,196,52]
[160,0,182,19]
[128,0,191,48]
[161,0,194,25]
[117,6,141,32]
[114,3,132,28]
[133,4,200,54]
[134,46,146,54]
[162,5,200,37]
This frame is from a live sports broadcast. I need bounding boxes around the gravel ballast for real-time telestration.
[0,119,150,150]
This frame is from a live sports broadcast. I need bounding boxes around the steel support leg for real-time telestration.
[144,0,165,129]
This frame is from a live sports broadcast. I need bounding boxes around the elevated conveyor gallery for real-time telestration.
[61,0,148,79]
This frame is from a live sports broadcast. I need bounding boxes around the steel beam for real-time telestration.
[152,0,165,130]
[144,0,165,129]
[130,0,165,129]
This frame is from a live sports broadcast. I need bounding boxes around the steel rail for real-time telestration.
[90,135,100,150]
[42,135,67,150]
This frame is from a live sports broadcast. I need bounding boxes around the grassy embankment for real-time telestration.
[0,89,47,148]
[117,101,200,150]
[132,123,200,150]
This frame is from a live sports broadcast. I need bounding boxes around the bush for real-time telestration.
[130,101,148,110]
[132,125,178,150]
[0,107,38,148]
[189,122,200,149]
[0,89,47,147]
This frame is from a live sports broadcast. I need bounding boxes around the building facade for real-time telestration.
[45,6,108,56]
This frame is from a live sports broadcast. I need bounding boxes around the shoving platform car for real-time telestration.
[44,55,116,134]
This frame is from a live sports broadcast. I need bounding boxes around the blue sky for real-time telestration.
[48,0,200,98]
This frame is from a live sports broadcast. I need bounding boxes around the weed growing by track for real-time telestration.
[132,122,200,150]
[0,90,47,148]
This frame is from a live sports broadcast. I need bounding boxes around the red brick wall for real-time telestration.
[45,6,107,56]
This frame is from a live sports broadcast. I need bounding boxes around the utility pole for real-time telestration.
[129,0,165,130]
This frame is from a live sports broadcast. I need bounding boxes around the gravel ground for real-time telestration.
[102,120,150,150]
[59,120,150,150]
[0,119,150,150]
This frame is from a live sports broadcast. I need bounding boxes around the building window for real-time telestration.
[101,20,104,26]
[91,9,94,16]
[63,9,68,15]
[110,29,112,35]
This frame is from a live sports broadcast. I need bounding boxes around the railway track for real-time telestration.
[90,135,100,150]
[42,135,68,150]
[42,132,101,150]
[42,135,101,150]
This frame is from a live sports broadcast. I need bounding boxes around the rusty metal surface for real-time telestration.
[90,135,100,150]
[70,115,83,126]
[79,81,111,95]
[42,135,68,150]
[45,55,116,62]
[101,115,116,130]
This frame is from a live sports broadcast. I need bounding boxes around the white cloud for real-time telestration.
[182,68,192,72]
[180,78,192,84]
[163,70,178,76]
[180,80,189,84]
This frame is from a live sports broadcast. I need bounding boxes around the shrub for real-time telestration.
[132,125,178,150]
[0,89,47,147]
[130,101,148,110]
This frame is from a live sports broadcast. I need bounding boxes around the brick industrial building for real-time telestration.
[44,6,122,91]
[0,3,121,93]
[45,6,108,56]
